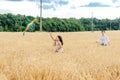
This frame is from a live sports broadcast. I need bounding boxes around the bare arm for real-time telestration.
[107,36,110,45]
[58,41,63,48]
[96,37,100,43]
[50,32,56,41]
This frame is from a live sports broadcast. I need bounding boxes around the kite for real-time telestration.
[23,19,38,36]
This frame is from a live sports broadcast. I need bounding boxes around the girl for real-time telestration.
[96,30,110,46]
[50,32,64,53]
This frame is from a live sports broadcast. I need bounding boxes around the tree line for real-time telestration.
[0,13,40,32]
[0,13,120,32]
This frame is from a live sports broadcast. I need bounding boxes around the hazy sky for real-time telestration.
[0,0,120,19]
[0,0,40,17]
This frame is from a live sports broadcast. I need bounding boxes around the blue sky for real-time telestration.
[0,0,120,19]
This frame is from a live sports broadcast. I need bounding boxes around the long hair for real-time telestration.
[57,35,63,45]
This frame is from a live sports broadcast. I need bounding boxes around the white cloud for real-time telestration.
[0,1,40,17]
[0,0,120,19]
[42,0,120,19]
[67,0,112,7]
[69,0,120,7]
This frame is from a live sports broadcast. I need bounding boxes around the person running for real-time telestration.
[96,30,110,46]
[50,32,64,53]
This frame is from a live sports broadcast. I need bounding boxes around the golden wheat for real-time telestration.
[0,31,120,80]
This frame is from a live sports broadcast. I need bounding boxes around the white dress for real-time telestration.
[98,35,109,45]
[55,41,64,53]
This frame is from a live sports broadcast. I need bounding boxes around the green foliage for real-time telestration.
[0,26,3,31]
[0,13,40,32]
[0,13,120,32]
[42,17,120,32]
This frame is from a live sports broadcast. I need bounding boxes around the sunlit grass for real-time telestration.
[0,31,120,80]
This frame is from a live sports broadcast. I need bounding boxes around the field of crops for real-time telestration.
[0,31,120,80]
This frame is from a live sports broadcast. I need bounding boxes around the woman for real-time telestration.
[50,32,64,53]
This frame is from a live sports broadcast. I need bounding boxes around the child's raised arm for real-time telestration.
[50,32,55,41]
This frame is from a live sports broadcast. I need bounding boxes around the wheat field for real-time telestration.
[0,31,120,80]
